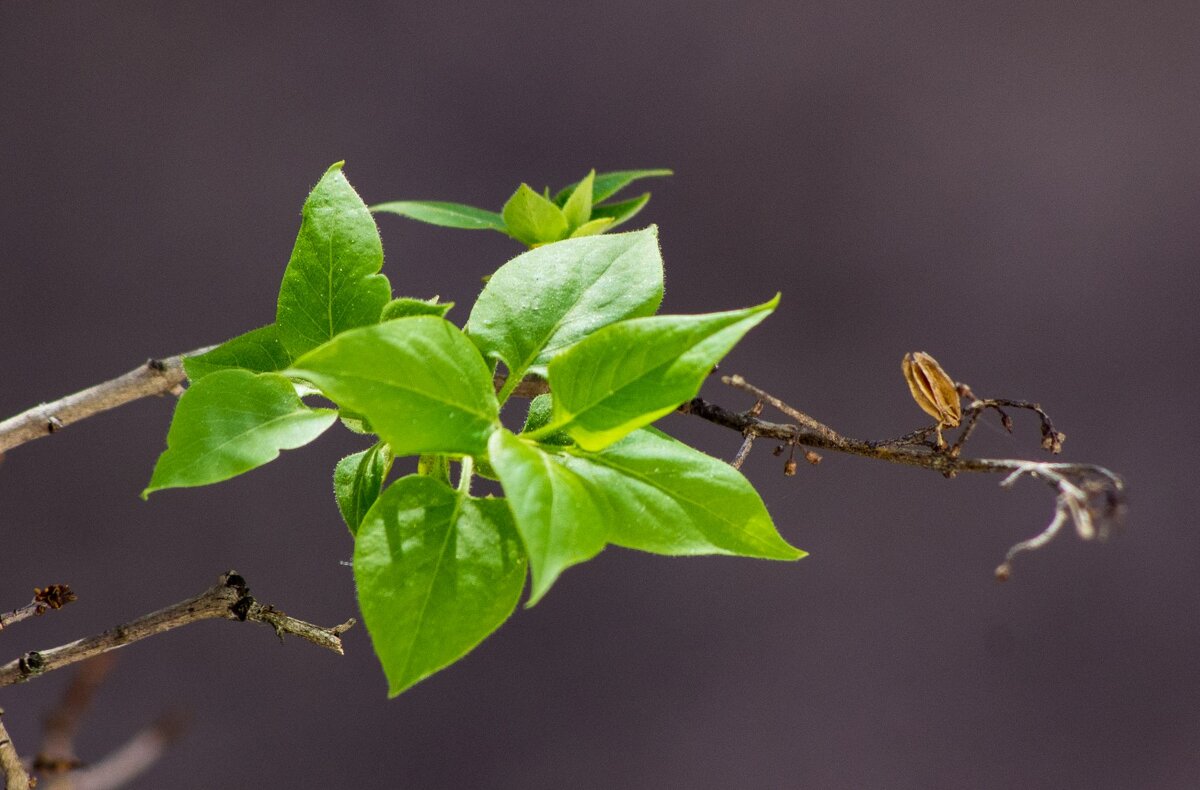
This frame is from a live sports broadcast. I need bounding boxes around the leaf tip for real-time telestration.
[326,160,347,174]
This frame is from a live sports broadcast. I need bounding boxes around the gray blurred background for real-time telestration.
[1,2,1197,788]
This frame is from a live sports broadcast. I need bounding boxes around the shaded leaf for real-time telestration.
[355,475,526,696]
[276,162,392,358]
[334,442,392,535]
[143,370,336,497]
[288,317,499,457]
[183,324,290,380]
[466,228,663,388]
[372,200,506,232]
[545,296,779,451]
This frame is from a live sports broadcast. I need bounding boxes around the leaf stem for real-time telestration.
[457,456,475,495]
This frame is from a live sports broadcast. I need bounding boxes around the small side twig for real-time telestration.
[34,654,117,786]
[0,708,32,790]
[0,572,354,688]
[1,585,78,632]
[64,711,188,790]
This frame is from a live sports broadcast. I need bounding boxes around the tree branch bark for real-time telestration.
[0,572,354,688]
[0,708,31,790]
[0,348,211,456]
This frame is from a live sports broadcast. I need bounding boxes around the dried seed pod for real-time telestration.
[902,352,962,429]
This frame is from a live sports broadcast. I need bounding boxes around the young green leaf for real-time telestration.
[334,443,393,535]
[544,296,779,451]
[560,170,595,232]
[276,162,392,358]
[568,217,615,238]
[183,324,291,380]
[143,370,337,497]
[371,200,506,232]
[553,168,672,206]
[590,193,651,230]
[287,317,499,457]
[465,228,664,389]
[487,429,609,605]
[501,183,568,246]
[521,394,573,446]
[380,297,454,321]
[355,475,527,696]
[560,429,804,560]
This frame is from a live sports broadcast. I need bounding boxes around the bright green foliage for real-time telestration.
[287,317,499,457]
[143,370,336,497]
[374,168,670,247]
[147,162,803,695]
[488,429,609,605]
[559,428,803,560]
[276,162,392,358]
[589,193,651,230]
[560,170,595,231]
[354,475,527,696]
[501,183,569,246]
[334,442,392,535]
[183,324,291,380]
[542,296,780,451]
[371,201,506,231]
[381,297,454,321]
[465,228,663,388]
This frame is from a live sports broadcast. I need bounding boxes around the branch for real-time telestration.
[0,708,31,790]
[0,348,212,456]
[0,572,355,688]
[679,375,1125,576]
[1,585,78,633]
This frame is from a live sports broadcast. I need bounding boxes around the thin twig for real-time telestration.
[0,347,213,456]
[1,585,78,632]
[0,708,32,790]
[0,572,354,688]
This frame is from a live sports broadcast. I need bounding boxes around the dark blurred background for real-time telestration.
[2,2,1197,788]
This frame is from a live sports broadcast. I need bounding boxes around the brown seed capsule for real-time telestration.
[902,352,962,429]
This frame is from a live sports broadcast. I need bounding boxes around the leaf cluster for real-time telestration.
[144,162,803,695]
[372,168,672,247]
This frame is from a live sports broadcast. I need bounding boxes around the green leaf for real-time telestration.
[553,169,672,206]
[465,228,664,389]
[334,442,392,535]
[521,394,572,446]
[568,217,615,238]
[590,193,651,230]
[560,429,804,559]
[381,297,454,321]
[143,370,337,497]
[372,200,506,232]
[501,183,568,246]
[183,324,290,380]
[561,170,595,231]
[276,162,392,358]
[487,429,608,605]
[287,317,499,457]
[355,475,527,696]
[545,296,779,451]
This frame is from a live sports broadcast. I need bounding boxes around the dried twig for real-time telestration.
[1,585,78,632]
[64,711,188,790]
[678,375,1125,575]
[0,572,354,688]
[0,708,32,790]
